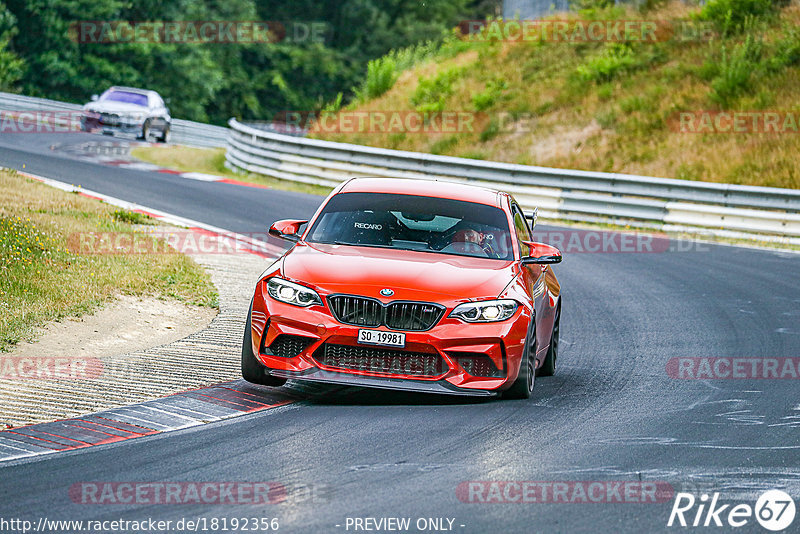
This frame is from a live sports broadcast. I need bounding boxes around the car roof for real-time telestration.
[338,178,505,208]
[106,86,155,96]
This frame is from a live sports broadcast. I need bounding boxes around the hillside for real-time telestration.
[312,0,800,189]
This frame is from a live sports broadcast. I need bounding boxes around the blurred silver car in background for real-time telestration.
[82,86,171,142]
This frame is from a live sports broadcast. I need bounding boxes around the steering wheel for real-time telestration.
[437,227,460,250]
[479,233,503,258]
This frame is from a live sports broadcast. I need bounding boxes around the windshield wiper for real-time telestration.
[329,241,431,252]
[333,241,440,254]
[330,241,393,248]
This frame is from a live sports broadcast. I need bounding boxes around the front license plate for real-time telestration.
[357,329,405,348]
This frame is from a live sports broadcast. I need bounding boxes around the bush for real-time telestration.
[392,40,441,72]
[322,92,343,114]
[430,135,459,155]
[352,32,474,106]
[768,25,800,71]
[479,118,500,142]
[619,95,647,113]
[472,78,509,111]
[569,0,615,9]
[354,56,398,102]
[576,43,638,83]
[708,34,763,106]
[696,0,777,35]
[410,66,464,113]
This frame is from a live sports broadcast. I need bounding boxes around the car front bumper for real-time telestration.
[249,282,531,395]
[82,114,145,134]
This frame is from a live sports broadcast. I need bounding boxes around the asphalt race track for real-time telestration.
[1,133,799,533]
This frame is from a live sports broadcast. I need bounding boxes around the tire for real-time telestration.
[138,120,151,141]
[538,300,560,377]
[504,320,536,399]
[157,125,170,143]
[241,308,287,387]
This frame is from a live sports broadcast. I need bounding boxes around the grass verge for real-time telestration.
[0,168,218,351]
[130,145,331,197]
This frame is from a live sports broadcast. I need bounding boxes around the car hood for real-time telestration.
[280,242,517,303]
[84,101,147,114]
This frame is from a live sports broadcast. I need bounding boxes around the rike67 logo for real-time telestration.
[668,490,796,531]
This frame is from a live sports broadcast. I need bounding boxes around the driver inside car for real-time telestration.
[443,228,488,256]
[453,228,483,245]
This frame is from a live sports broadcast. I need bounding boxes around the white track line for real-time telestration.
[180,172,224,182]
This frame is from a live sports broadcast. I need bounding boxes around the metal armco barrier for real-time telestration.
[0,91,228,148]
[226,118,800,242]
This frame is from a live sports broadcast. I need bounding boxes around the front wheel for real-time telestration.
[138,120,151,141]
[242,308,287,387]
[157,125,170,143]
[504,322,536,399]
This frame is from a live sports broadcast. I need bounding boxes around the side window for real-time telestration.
[512,205,531,257]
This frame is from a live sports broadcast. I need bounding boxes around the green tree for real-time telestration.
[1,0,493,123]
[0,1,24,91]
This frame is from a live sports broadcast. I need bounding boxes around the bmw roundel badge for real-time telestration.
[380,288,395,297]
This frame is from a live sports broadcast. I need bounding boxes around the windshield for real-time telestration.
[306,192,514,260]
[100,90,148,107]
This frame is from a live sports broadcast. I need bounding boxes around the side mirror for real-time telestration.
[269,219,308,242]
[90,94,99,102]
[521,241,562,265]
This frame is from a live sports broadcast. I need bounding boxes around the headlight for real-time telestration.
[266,277,322,307]
[449,299,518,323]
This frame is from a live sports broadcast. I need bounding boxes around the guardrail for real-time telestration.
[226,118,800,242]
[0,91,228,148]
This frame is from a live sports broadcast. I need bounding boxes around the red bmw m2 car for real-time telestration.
[242,178,562,398]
